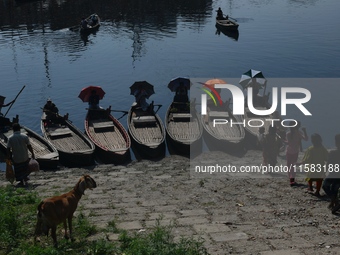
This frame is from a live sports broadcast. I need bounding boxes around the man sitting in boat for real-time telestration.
[216,7,224,20]
[88,90,101,109]
[90,14,98,26]
[173,83,189,112]
[43,99,59,118]
[134,89,151,112]
[174,83,189,103]
[81,18,89,29]
[0,96,12,127]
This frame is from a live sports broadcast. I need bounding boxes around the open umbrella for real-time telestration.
[130,81,155,99]
[200,79,226,106]
[204,78,226,87]
[239,69,267,89]
[78,85,105,102]
[167,77,192,92]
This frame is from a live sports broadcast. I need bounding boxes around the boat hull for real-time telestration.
[127,106,166,159]
[80,14,100,34]
[201,108,245,155]
[85,108,131,164]
[41,113,95,167]
[165,104,203,156]
[0,125,60,170]
[216,18,239,31]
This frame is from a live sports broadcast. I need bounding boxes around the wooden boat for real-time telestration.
[85,108,131,164]
[243,106,272,138]
[201,103,245,153]
[243,106,286,149]
[216,17,239,31]
[165,102,203,156]
[41,113,95,167]
[215,24,239,41]
[127,104,166,159]
[0,125,59,170]
[80,14,100,34]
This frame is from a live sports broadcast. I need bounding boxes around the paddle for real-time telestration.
[117,112,128,120]
[110,109,128,114]
[153,104,162,114]
[85,107,128,114]
[69,25,80,32]
[225,15,237,22]
[4,85,26,117]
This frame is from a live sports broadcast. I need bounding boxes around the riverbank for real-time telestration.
[1,150,339,255]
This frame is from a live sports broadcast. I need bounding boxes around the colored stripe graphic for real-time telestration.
[201,88,217,106]
[198,82,223,106]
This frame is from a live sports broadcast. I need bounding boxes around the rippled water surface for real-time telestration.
[0,0,339,165]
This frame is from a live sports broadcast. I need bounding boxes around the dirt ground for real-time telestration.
[1,149,340,255]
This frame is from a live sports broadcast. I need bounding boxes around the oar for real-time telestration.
[154,104,162,114]
[110,109,128,114]
[117,112,128,120]
[86,107,128,114]
[69,25,80,31]
[226,15,237,22]
[4,85,26,117]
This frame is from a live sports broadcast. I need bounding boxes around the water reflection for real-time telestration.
[1,0,213,64]
[215,26,239,41]
[1,0,212,31]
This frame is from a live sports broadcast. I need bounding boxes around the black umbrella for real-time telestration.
[239,69,267,89]
[130,81,155,99]
[167,77,191,92]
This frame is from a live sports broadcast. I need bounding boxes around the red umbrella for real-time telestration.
[78,86,105,102]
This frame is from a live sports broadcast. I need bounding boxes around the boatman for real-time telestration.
[0,95,14,116]
[0,95,14,127]
[216,7,224,20]
[81,18,88,29]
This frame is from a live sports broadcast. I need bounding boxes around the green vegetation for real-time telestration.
[0,186,209,255]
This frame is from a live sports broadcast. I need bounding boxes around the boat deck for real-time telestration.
[1,128,57,159]
[87,118,129,152]
[130,110,164,146]
[167,113,201,143]
[203,111,245,142]
[45,123,93,153]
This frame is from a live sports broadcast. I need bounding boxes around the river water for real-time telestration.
[0,0,339,166]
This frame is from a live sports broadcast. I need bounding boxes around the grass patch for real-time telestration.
[0,186,209,255]
[119,218,208,255]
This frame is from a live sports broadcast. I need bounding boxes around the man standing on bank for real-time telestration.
[7,123,35,186]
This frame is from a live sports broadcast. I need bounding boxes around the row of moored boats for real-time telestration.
[0,74,273,169]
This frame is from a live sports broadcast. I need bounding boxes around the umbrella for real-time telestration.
[130,81,155,99]
[78,85,105,102]
[167,77,192,92]
[200,79,226,106]
[239,69,267,89]
[204,78,226,88]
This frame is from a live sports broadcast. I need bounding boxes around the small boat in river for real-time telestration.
[41,112,95,167]
[216,17,239,31]
[127,104,166,159]
[201,103,245,153]
[85,107,131,164]
[165,103,203,156]
[80,13,100,34]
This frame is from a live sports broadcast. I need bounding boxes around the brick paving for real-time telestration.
[1,150,340,254]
